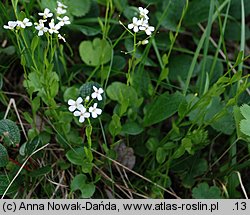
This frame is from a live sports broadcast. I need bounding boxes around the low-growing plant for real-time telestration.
[0,0,250,199]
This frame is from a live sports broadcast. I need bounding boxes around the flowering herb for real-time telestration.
[3,1,70,42]
[68,86,104,123]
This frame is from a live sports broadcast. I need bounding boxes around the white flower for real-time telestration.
[48,19,61,34]
[56,7,67,15]
[68,97,84,112]
[57,1,67,9]
[91,86,104,101]
[128,17,142,33]
[3,21,17,30]
[139,24,155,35]
[38,8,53,19]
[57,16,70,26]
[142,39,149,45]
[16,18,32,28]
[138,7,149,20]
[58,34,66,42]
[35,20,48,36]
[74,107,90,123]
[89,103,102,118]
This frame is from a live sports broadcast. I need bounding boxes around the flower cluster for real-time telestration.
[68,86,104,123]
[3,1,70,42]
[128,7,155,36]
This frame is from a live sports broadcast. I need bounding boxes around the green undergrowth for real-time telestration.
[0,0,250,199]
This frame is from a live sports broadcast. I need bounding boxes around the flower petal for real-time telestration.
[79,116,85,123]
[76,97,83,104]
[96,108,102,115]
[97,94,102,101]
[84,112,90,118]
[91,112,98,118]
[91,92,97,99]
[68,99,75,105]
[69,106,76,112]
[73,111,81,116]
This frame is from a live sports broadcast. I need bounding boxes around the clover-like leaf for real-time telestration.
[71,174,95,198]
[192,182,222,199]
[79,38,112,66]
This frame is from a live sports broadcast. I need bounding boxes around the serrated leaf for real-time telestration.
[192,182,222,199]
[0,144,9,167]
[0,119,20,146]
[240,104,250,119]
[240,119,250,136]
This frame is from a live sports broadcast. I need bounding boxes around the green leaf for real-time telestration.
[107,82,139,115]
[143,92,184,126]
[0,144,9,167]
[0,174,18,195]
[66,147,86,165]
[169,54,197,81]
[184,0,210,26]
[31,36,39,55]
[29,165,52,177]
[122,122,143,135]
[71,174,95,198]
[0,119,20,146]
[41,0,57,11]
[146,137,159,152]
[67,0,91,17]
[79,38,112,66]
[156,147,167,164]
[234,106,249,141]
[192,182,222,199]
[25,136,41,156]
[240,119,250,137]
[63,86,79,102]
[240,104,250,119]
[109,114,122,137]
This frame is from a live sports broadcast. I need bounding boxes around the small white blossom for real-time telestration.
[58,34,66,42]
[38,8,53,19]
[35,20,48,36]
[56,7,67,15]
[91,86,104,101]
[17,18,32,29]
[138,7,149,20]
[89,103,102,118]
[3,21,17,30]
[128,17,142,33]
[48,19,61,34]
[139,24,155,35]
[57,16,70,26]
[68,97,84,112]
[57,1,67,9]
[73,106,90,123]
[142,39,149,45]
